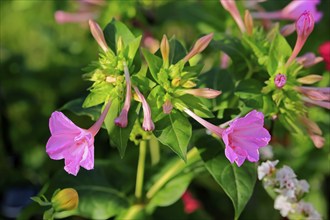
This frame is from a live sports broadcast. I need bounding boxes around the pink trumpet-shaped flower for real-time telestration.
[46,101,111,176]
[251,0,322,22]
[184,108,271,166]
[89,20,109,52]
[133,86,155,131]
[183,88,222,99]
[274,74,287,89]
[220,0,246,33]
[115,63,132,128]
[222,110,271,166]
[286,11,315,67]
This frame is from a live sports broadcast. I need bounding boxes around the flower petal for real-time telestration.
[49,111,81,135]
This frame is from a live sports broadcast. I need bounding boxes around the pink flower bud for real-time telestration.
[115,63,132,128]
[55,11,96,24]
[162,99,173,114]
[297,75,323,84]
[280,23,296,37]
[296,53,323,68]
[133,86,155,131]
[88,20,109,52]
[183,33,213,62]
[183,88,222,99]
[274,74,287,89]
[286,11,315,66]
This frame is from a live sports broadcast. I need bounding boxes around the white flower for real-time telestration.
[296,179,310,194]
[296,201,322,220]
[258,160,279,180]
[276,165,297,188]
[274,195,293,217]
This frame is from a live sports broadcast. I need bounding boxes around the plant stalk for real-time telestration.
[135,140,147,201]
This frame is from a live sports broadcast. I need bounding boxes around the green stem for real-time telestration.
[146,148,200,199]
[135,140,147,201]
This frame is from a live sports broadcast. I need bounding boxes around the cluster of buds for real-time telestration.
[258,161,321,219]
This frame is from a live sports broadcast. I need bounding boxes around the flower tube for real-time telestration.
[133,86,155,131]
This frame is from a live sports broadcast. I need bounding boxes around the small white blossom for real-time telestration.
[274,195,293,217]
[276,165,297,188]
[296,179,310,194]
[258,160,279,180]
[296,201,322,220]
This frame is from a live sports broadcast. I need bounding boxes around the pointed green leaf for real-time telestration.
[169,37,187,64]
[142,48,163,84]
[104,98,138,157]
[103,19,136,53]
[153,110,191,161]
[199,144,256,220]
[126,35,142,61]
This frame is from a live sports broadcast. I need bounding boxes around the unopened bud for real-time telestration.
[171,77,181,87]
[184,88,222,98]
[297,75,323,84]
[274,74,287,89]
[220,0,246,33]
[162,99,173,114]
[182,80,196,88]
[244,10,254,36]
[296,11,314,38]
[160,35,170,67]
[89,20,109,52]
[51,188,79,212]
[183,33,213,62]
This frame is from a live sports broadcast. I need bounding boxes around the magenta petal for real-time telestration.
[225,147,236,164]
[49,111,81,134]
[80,145,94,170]
[46,134,75,160]
[64,157,81,176]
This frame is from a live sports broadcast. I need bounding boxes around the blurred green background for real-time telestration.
[1,0,329,219]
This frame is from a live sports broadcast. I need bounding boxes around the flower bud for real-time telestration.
[117,36,124,54]
[274,74,287,89]
[244,10,254,36]
[182,80,196,88]
[171,77,181,87]
[183,33,213,62]
[297,75,323,84]
[280,23,296,37]
[89,19,109,52]
[220,0,246,33]
[160,35,170,67]
[163,99,173,114]
[296,11,314,38]
[51,188,79,212]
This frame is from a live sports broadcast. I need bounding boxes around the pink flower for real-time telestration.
[222,110,271,166]
[181,191,201,214]
[184,108,271,166]
[220,0,246,33]
[133,86,155,131]
[115,63,132,128]
[319,41,330,70]
[274,74,287,89]
[46,101,111,176]
[286,11,315,66]
[251,0,322,23]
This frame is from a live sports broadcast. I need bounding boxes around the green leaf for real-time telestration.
[142,49,163,84]
[153,110,192,161]
[235,79,264,108]
[103,19,136,54]
[83,82,113,108]
[198,142,257,220]
[147,86,166,122]
[174,95,214,118]
[169,37,187,65]
[148,172,194,208]
[125,35,142,61]
[60,98,101,121]
[104,98,138,157]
